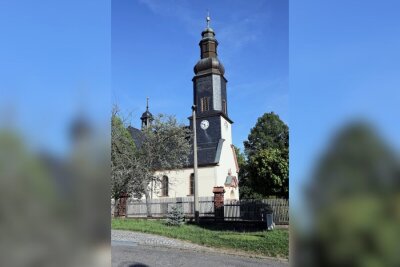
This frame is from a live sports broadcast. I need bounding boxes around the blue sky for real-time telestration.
[0,1,110,154]
[290,1,400,204]
[112,0,289,152]
[1,0,399,207]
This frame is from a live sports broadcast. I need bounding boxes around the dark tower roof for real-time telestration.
[140,110,153,121]
[140,97,153,129]
[140,97,153,121]
[194,16,225,76]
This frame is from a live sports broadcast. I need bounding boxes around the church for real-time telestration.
[128,17,240,200]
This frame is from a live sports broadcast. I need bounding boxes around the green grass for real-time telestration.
[112,218,289,258]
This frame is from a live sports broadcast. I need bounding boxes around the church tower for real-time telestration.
[190,15,234,166]
[140,97,153,130]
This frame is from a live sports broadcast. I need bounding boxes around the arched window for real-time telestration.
[189,173,194,195]
[161,176,168,196]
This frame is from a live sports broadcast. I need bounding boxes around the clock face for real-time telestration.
[200,120,209,130]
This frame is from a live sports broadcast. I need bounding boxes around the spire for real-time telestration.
[194,15,225,75]
[140,96,153,130]
[206,10,210,28]
[197,12,219,59]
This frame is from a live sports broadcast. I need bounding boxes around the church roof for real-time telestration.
[127,126,145,148]
[187,139,224,167]
[126,124,224,168]
[194,57,225,76]
[140,110,153,121]
[140,97,153,122]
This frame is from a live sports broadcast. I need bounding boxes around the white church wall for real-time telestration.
[218,117,240,200]
[136,121,240,201]
[152,166,217,199]
[138,116,240,201]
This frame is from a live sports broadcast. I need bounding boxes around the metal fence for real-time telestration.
[113,197,289,224]
[224,198,289,224]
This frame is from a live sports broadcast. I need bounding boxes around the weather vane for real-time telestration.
[146,96,149,111]
[206,10,210,28]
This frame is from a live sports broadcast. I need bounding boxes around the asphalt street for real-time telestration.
[112,241,289,267]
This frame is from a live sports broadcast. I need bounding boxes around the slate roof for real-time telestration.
[187,139,224,167]
[127,125,223,167]
[127,126,145,148]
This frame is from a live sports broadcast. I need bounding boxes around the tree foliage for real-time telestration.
[111,110,191,217]
[299,122,400,267]
[247,148,288,198]
[234,145,263,199]
[138,115,191,216]
[240,112,289,199]
[111,107,136,202]
[165,206,185,226]
[244,112,288,158]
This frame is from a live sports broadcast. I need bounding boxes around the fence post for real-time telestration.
[125,197,128,219]
[213,186,225,221]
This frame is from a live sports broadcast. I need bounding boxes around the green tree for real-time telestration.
[233,145,247,179]
[133,114,191,217]
[244,112,288,158]
[242,112,289,199]
[247,148,289,198]
[234,145,264,199]
[111,107,136,215]
[299,122,400,267]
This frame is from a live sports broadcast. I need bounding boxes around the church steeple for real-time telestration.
[194,14,225,76]
[192,15,229,119]
[140,97,153,130]
[199,14,218,59]
[188,15,234,167]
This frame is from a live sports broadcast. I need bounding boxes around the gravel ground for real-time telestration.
[112,230,212,251]
[112,230,289,267]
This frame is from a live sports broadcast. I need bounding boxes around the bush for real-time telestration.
[165,205,184,226]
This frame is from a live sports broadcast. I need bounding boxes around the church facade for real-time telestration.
[130,18,240,200]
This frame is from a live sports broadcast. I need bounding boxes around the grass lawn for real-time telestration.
[112,218,289,259]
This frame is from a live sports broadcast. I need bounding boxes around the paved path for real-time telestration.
[112,230,289,267]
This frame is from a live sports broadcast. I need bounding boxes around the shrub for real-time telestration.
[165,205,184,226]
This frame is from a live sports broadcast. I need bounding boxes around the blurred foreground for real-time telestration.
[0,117,110,267]
[293,120,400,267]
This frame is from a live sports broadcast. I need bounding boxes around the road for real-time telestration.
[112,230,289,267]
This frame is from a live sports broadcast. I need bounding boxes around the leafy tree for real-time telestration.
[234,145,263,199]
[247,148,289,198]
[133,114,191,217]
[244,112,288,158]
[111,107,137,215]
[299,122,400,267]
[242,112,289,199]
[233,145,247,182]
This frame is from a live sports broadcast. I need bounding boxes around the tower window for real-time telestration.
[201,97,210,112]
[161,176,169,196]
[222,100,227,114]
[189,173,194,195]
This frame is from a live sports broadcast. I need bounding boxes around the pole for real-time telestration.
[192,105,199,224]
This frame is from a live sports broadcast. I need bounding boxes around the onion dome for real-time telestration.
[194,57,225,75]
[193,15,225,76]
